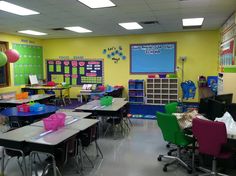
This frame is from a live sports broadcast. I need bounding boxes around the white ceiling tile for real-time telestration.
[0,0,235,38]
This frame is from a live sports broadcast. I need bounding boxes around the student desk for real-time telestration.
[75,98,128,138]
[75,98,127,114]
[0,126,49,176]
[31,112,92,127]
[78,90,106,103]
[0,94,55,107]
[26,126,79,176]
[29,118,100,175]
[0,105,58,126]
[175,113,236,140]
[56,110,92,118]
[23,85,71,106]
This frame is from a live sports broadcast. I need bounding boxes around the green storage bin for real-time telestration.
[100,96,113,106]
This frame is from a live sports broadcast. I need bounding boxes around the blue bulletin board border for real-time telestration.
[130,42,177,74]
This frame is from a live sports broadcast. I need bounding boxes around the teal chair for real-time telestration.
[156,112,193,173]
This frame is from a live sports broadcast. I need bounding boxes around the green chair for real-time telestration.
[156,112,193,173]
[164,102,178,114]
[164,102,178,149]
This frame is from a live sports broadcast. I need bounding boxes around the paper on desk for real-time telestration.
[215,112,236,134]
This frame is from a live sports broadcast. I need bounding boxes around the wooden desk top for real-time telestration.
[31,112,91,127]
[0,126,46,142]
[75,98,128,112]
[65,118,99,131]
[25,127,79,146]
[0,94,54,104]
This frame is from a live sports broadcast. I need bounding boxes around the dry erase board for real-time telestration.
[130,42,176,74]
[13,44,43,85]
[46,59,104,85]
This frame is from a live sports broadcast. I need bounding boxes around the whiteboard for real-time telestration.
[130,42,176,74]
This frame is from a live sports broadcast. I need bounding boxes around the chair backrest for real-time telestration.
[156,112,189,146]
[165,102,178,114]
[192,118,227,157]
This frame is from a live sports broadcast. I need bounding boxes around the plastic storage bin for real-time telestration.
[16,92,29,100]
[17,104,30,112]
[43,113,66,131]
[100,96,113,106]
[30,103,45,112]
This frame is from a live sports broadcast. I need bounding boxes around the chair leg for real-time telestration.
[103,124,111,137]
[82,149,94,168]
[128,118,133,126]
[197,158,229,176]
[95,140,103,158]
[157,147,192,173]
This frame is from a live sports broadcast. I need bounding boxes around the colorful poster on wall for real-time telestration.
[13,44,43,85]
[220,39,234,66]
[46,59,104,85]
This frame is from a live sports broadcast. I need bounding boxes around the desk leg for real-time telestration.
[1,147,4,176]
[52,155,57,176]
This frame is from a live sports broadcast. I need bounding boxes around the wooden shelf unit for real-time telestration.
[146,78,178,105]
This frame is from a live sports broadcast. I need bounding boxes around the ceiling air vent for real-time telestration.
[140,21,159,25]
[183,25,202,29]
[51,28,66,31]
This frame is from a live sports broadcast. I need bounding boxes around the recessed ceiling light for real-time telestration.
[64,26,92,33]
[18,30,47,36]
[77,0,116,9]
[182,18,204,26]
[0,1,39,16]
[118,22,143,30]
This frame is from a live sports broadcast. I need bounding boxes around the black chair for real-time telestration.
[3,129,30,176]
[79,124,103,169]
[106,87,123,98]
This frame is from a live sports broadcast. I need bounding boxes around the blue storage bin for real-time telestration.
[30,103,45,112]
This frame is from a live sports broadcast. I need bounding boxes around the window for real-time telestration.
[0,42,9,87]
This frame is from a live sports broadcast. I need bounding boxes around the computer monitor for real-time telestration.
[29,75,39,85]
[198,96,214,116]
[206,99,226,121]
[215,93,233,105]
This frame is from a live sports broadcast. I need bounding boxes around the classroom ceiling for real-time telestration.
[0,0,236,39]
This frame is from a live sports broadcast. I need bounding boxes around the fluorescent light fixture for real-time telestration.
[118,22,143,30]
[182,18,204,26]
[64,26,92,33]
[0,1,39,16]
[18,30,47,36]
[77,0,116,9]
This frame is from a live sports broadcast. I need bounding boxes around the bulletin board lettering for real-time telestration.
[46,59,104,85]
[130,42,176,74]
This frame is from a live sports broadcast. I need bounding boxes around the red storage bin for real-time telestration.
[17,104,30,112]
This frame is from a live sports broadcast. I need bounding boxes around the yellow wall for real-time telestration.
[0,30,219,102]
[0,33,42,94]
[42,30,219,102]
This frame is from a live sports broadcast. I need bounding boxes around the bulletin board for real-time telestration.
[12,44,43,85]
[46,59,104,85]
[130,42,176,74]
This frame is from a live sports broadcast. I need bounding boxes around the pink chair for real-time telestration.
[192,118,232,176]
